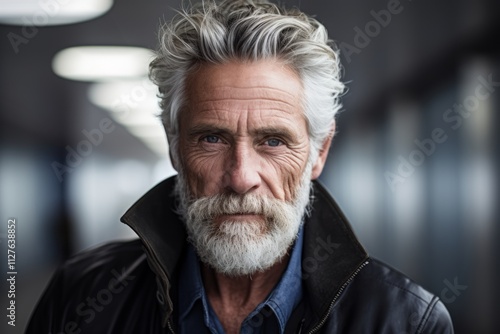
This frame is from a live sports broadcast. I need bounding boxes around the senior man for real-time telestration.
[28,0,453,333]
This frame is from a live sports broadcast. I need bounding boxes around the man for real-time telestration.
[28,0,454,333]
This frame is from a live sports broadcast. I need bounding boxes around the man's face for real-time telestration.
[175,60,322,275]
[179,60,311,203]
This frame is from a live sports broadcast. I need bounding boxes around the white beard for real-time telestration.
[175,163,313,276]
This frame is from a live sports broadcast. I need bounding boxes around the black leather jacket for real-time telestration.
[27,177,454,333]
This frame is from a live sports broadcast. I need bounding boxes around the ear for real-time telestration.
[169,148,179,172]
[164,127,180,172]
[311,122,335,180]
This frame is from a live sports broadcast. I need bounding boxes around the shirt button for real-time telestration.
[156,290,165,305]
[242,327,254,334]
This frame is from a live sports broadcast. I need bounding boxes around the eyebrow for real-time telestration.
[187,124,298,142]
[187,124,232,137]
[250,127,297,142]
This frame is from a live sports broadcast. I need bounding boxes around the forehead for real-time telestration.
[183,60,305,123]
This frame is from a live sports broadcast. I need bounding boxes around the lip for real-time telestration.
[215,213,264,222]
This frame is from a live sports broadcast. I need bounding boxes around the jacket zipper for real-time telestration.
[306,260,370,334]
[167,319,176,334]
[144,242,176,334]
[123,223,176,333]
[166,262,368,334]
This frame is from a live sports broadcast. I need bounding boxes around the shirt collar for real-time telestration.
[178,242,206,322]
[246,224,304,332]
[178,224,304,333]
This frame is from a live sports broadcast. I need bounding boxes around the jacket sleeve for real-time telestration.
[25,267,73,334]
[417,297,454,334]
[25,240,154,334]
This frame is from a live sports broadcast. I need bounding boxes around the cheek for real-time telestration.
[262,149,309,201]
[181,149,225,197]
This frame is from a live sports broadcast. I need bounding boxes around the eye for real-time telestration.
[202,135,220,144]
[265,138,283,147]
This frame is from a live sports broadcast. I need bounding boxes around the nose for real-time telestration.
[223,143,261,195]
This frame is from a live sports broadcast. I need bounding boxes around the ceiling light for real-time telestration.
[88,80,159,111]
[88,81,161,126]
[88,80,167,157]
[53,46,153,81]
[127,125,166,138]
[0,0,113,26]
[140,136,168,157]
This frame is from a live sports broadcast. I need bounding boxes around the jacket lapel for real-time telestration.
[121,176,369,332]
[301,181,369,331]
[121,177,186,327]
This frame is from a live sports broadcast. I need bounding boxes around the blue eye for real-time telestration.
[266,138,282,147]
[203,135,220,143]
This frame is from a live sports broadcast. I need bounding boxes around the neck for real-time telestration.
[201,255,290,333]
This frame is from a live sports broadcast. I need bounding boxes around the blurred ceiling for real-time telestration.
[0,0,499,161]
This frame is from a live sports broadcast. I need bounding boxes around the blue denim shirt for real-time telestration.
[178,225,304,334]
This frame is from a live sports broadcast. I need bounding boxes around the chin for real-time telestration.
[191,218,301,276]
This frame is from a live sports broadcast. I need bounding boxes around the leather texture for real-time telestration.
[27,176,454,333]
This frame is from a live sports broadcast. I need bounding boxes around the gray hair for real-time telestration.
[149,0,345,164]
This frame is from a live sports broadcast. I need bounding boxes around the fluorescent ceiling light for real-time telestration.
[0,0,113,26]
[125,125,167,158]
[88,80,159,111]
[53,46,153,81]
[112,112,162,127]
[128,125,166,138]
[114,112,162,127]
[88,80,167,157]
[140,136,168,157]
[88,81,161,126]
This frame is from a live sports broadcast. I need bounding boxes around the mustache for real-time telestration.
[186,193,291,224]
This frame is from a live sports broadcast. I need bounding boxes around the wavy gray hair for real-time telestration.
[149,0,345,165]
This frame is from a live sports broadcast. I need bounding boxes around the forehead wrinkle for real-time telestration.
[192,106,301,121]
[192,86,301,110]
[192,100,302,119]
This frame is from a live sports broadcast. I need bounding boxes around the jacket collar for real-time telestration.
[121,176,185,327]
[300,179,369,329]
[121,175,368,330]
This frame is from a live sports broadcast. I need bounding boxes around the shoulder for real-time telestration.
[49,238,155,300]
[327,258,454,333]
[27,239,161,333]
[57,239,148,286]
[356,258,437,303]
